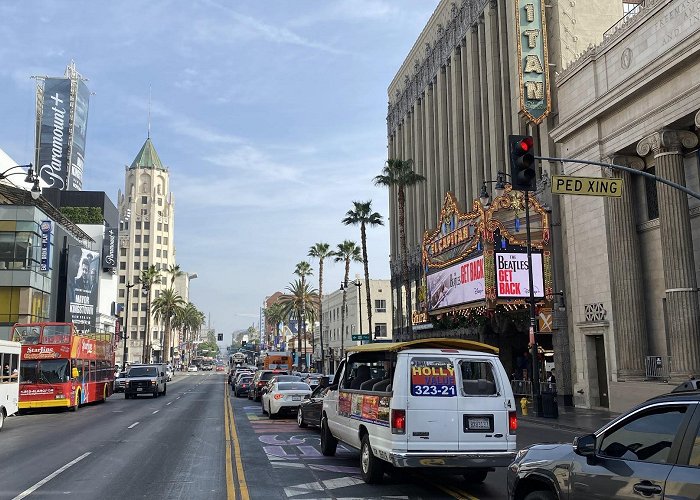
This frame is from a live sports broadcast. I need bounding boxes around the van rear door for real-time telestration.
[455,356,512,452]
[405,354,460,452]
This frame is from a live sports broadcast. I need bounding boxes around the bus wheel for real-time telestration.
[102,384,108,402]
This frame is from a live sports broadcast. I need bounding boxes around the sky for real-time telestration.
[0,1,437,335]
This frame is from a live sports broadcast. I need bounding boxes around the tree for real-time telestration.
[308,242,334,371]
[168,264,185,286]
[151,288,185,364]
[139,265,161,363]
[374,158,426,339]
[334,240,362,358]
[264,302,286,349]
[342,201,383,340]
[173,302,203,365]
[294,261,313,362]
[279,279,319,368]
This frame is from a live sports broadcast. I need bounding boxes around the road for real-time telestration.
[0,373,581,499]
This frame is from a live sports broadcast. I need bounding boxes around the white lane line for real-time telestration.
[127,422,140,429]
[152,410,159,414]
[166,402,173,406]
[12,452,91,500]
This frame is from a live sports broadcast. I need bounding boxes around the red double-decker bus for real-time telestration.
[11,322,115,411]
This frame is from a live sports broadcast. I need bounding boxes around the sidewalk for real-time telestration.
[517,403,619,434]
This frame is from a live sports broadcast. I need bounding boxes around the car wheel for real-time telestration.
[0,410,5,431]
[360,435,384,484]
[462,469,489,483]
[297,408,307,428]
[320,417,337,456]
[268,403,275,419]
[523,491,556,500]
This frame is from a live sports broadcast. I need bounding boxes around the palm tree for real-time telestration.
[294,261,313,365]
[168,264,185,286]
[279,279,319,369]
[374,158,426,339]
[308,242,334,372]
[342,201,384,341]
[264,302,286,349]
[334,240,362,359]
[139,265,160,363]
[151,288,185,364]
[173,303,205,368]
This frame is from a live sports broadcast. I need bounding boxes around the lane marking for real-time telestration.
[128,422,140,429]
[431,481,479,500]
[12,452,91,500]
[152,410,159,414]
[224,387,236,500]
[166,402,173,406]
[226,382,249,500]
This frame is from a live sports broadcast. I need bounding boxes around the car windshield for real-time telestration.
[239,377,252,382]
[277,383,310,391]
[129,367,158,377]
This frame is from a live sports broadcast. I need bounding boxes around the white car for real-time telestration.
[187,365,198,372]
[261,381,312,418]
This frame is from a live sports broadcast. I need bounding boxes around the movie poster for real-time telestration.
[66,246,100,331]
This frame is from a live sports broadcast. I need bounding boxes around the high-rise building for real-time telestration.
[116,138,176,364]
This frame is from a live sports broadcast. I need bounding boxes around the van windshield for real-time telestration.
[129,366,158,377]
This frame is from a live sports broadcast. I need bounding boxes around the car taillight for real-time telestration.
[257,381,266,386]
[274,394,283,400]
[509,411,517,434]
[242,384,247,388]
[391,409,406,434]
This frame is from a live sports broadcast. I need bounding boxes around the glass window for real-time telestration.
[156,249,161,257]
[136,221,142,230]
[144,222,150,230]
[164,224,169,232]
[157,223,162,231]
[141,196,148,204]
[163,250,168,258]
[39,359,70,383]
[135,235,141,243]
[375,299,387,312]
[277,382,311,391]
[119,289,125,298]
[143,248,149,257]
[342,356,393,391]
[688,423,700,467]
[599,405,687,464]
[134,248,140,256]
[163,237,168,245]
[119,275,126,284]
[120,262,126,270]
[132,303,138,311]
[144,235,150,243]
[459,360,498,396]
[375,323,388,338]
[120,248,127,257]
[134,262,140,270]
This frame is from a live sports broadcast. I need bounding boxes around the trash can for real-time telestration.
[541,391,559,419]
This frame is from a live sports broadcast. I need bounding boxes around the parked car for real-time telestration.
[113,371,128,393]
[322,338,516,484]
[261,380,312,418]
[216,365,225,372]
[249,370,288,401]
[298,384,330,428]
[507,387,700,500]
[234,376,253,397]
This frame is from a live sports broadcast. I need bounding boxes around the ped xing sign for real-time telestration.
[552,175,623,198]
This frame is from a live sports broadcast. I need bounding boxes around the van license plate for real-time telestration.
[292,396,301,401]
[467,417,490,430]
[137,388,143,392]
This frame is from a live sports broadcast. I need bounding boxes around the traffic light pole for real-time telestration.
[524,191,542,417]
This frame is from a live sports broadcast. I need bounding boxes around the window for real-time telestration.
[144,222,150,230]
[157,223,162,231]
[163,250,168,258]
[141,208,148,215]
[459,360,498,396]
[141,303,147,311]
[599,405,688,464]
[120,262,126,270]
[374,323,388,338]
[136,221,141,230]
[623,2,641,16]
[143,235,150,244]
[143,249,149,257]
[133,262,140,270]
[341,354,394,391]
[118,289,125,298]
[134,248,140,256]
[156,249,161,257]
[157,236,162,244]
[119,276,126,284]
[135,235,141,243]
[131,317,138,326]
[0,352,19,383]
[164,224,169,232]
[132,302,138,311]
[645,167,659,220]
[141,196,148,204]
[375,299,387,313]
[158,198,163,206]
[163,237,169,245]
[120,248,127,257]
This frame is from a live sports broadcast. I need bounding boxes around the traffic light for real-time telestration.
[509,135,536,191]
[217,333,223,341]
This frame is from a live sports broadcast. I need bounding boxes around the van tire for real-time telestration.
[523,491,556,500]
[0,409,5,431]
[360,435,384,484]
[320,418,337,456]
[462,469,489,483]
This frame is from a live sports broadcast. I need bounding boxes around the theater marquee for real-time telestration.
[515,0,551,125]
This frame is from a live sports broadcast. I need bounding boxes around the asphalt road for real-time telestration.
[0,373,583,500]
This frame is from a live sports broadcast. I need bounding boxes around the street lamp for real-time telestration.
[478,173,507,206]
[122,282,136,369]
[341,279,364,345]
[0,163,42,199]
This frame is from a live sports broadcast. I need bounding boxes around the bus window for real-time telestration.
[39,359,70,384]
[12,326,41,345]
[20,360,38,384]
[43,325,72,344]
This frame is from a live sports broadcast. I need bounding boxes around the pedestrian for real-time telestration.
[3,364,10,379]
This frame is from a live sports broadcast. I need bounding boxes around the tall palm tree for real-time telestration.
[334,240,362,359]
[151,288,185,364]
[264,302,286,349]
[139,265,160,363]
[374,158,426,339]
[308,242,334,371]
[294,261,313,364]
[279,279,319,368]
[168,264,185,286]
[342,201,384,341]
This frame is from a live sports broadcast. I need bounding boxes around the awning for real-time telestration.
[345,337,499,354]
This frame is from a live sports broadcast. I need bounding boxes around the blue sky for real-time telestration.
[0,1,437,334]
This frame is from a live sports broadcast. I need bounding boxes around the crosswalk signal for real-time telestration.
[217,333,223,341]
[509,135,536,191]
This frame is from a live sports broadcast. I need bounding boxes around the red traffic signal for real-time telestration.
[509,135,536,191]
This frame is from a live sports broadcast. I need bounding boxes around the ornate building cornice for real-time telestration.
[387,0,489,136]
[637,129,699,156]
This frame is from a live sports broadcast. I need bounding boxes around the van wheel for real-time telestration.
[523,491,556,500]
[320,417,337,456]
[153,390,159,398]
[162,384,167,396]
[0,410,5,431]
[462,469,489,483]
[360,435,384,484]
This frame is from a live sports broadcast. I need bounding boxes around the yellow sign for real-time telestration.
[551,175,623,198]
[538,309,553,333]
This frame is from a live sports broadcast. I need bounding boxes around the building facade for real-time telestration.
[116,138,176,364]
[551,0,700,411]
[386,0,626,405]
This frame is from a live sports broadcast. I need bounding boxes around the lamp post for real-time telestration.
[0,163,42,199]
[122,282,136,369]
[341,279,364,344]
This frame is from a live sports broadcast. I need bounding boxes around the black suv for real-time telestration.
[508,385,700,500]
[248,370,287,401]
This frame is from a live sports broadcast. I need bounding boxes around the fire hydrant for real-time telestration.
[520,397,528,416]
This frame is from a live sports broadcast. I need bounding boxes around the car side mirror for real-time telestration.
[573,433,597,457]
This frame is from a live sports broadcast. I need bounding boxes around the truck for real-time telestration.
[263,351,293,371]
[230,352,246,366]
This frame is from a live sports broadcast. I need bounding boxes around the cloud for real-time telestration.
[289,0,398,27]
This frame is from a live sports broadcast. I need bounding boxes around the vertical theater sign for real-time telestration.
[515,0,551,124]
[415,189,552,333]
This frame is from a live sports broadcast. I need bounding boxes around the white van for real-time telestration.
[321,338,517,484]
[0,339,21,431]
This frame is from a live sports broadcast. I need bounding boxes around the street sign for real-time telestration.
[351,334,370,341]
[538,309,553,333]
[552,175,622,197]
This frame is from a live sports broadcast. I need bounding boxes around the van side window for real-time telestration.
[342,357,394,392]
[459,360,498,396]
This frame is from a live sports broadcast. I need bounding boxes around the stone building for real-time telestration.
[551,0,700,411]
[116,138,176,364]
[386,0,624,405]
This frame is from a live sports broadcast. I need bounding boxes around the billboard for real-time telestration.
[427,255,485,311]
[37,78,72,190]
[495,252,544,298]
[68,80,90,190]
[66,246,100,331]
[101,227,117,270]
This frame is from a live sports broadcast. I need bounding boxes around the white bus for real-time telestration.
[0,339,21,430]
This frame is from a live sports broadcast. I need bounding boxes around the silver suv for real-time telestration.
[125,364,167,399]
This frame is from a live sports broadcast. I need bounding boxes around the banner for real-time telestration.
[66,246,100,331]
[68,80,90,190]
[40,220,53,272]
[495,252,544,298]
[101,227,117,270]
[427,255,485,311]
[37,78,72,190]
